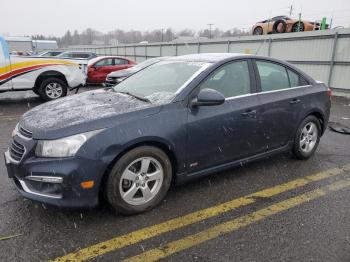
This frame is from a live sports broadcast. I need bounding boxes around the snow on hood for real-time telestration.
[145,92,175,104]
[21,89,153,132]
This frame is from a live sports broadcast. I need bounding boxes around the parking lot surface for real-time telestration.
[0,88,350,262]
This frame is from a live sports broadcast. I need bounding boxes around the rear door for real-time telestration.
[186,59,262,173]
[253,59,309,151]
[113,58,132,71]
[0,36,12,91]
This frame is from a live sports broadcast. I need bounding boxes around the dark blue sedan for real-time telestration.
[4,53,331,214]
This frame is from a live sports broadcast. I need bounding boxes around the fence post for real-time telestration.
[175,43,178,56]
[197,42,201,53]
[160,44,162,56]
[227,41,230,53]
[124,46,127,57]
[328,32,338,87]
[134,46,136,61]
[145,45,148,59]
[268,38,272,57]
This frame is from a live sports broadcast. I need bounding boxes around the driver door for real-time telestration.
[89,58,114,82]
[186,60,262,173]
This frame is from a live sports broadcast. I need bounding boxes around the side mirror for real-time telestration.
[190,88,225,107]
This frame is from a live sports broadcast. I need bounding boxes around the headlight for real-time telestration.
[35,129,103,158]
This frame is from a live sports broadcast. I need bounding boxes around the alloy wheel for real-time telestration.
[119,157,164,206]
[299,122,318,153]
[45,82,63,99]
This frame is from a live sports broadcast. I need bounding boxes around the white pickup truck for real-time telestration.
[0,34,86,101]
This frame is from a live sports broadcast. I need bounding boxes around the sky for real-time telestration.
[1,0,350,37]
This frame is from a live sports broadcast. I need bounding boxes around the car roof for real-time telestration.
[167,53,250,63]
[88,56,130,65]
[60,51,95,54]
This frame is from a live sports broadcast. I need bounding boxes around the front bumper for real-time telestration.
[105,77,125,87]
[4,146,104,208]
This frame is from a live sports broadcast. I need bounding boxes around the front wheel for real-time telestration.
[292,22,305,32]
[38,77,68,101]
[105,146,172,215]
[293,115,321,160]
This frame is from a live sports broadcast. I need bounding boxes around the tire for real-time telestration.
[253,27,263,35]
[106,146,172,215]
[273,19,287,33]
[33,88,39,95]
[38,77,67,101]
[293,115,321,160]
[292,22,305,32]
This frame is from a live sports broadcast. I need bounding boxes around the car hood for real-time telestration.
[108,67,139,78]
[20,89,162,139]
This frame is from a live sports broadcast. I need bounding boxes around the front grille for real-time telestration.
[9,139,25,162]
[19,126,32,139]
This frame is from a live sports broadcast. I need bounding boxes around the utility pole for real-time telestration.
[288,5,293,16]
[207,23,214,39]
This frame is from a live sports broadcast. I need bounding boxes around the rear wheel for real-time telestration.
[105,146,172,215]
[38,77,67,101]
[293,115,321,159]
[253,27,263,35]
[33,88,39,95]
[273,19,287,33]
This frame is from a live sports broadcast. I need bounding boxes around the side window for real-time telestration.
[287,69,308,87]
[287,69,300,87]
[199,61,251,98]
[78,53,91,59]
[115,58,128,65]
[64,53,73,58]
[95,58,114,67]
[256,61,289,91]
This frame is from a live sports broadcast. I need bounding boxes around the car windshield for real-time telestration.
[113,61,210,103]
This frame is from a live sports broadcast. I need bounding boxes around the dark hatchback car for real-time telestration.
[4,53,331,214]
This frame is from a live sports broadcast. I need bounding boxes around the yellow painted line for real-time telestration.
[52,164,350,262]
[123,178,350,262]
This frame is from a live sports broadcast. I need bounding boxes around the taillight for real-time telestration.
[327,87,333,100]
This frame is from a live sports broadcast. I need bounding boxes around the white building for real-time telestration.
[5,36,32,52]
[32,40,58,51]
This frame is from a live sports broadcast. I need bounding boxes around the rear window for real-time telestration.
[287,69,309,87]
[256,61,289,91]
[257,61,309,91]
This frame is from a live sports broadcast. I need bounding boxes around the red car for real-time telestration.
[87,56,136,84]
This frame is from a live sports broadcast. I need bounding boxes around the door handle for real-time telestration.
[241,109,257,117]
[289,99,301,104]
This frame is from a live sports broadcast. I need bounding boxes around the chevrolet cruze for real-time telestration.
[4,53,331,214]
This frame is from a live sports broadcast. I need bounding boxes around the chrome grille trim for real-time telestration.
[9,139,25,162]
[19,126,33,139]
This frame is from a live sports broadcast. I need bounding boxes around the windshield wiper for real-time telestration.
[115,91,151,103]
